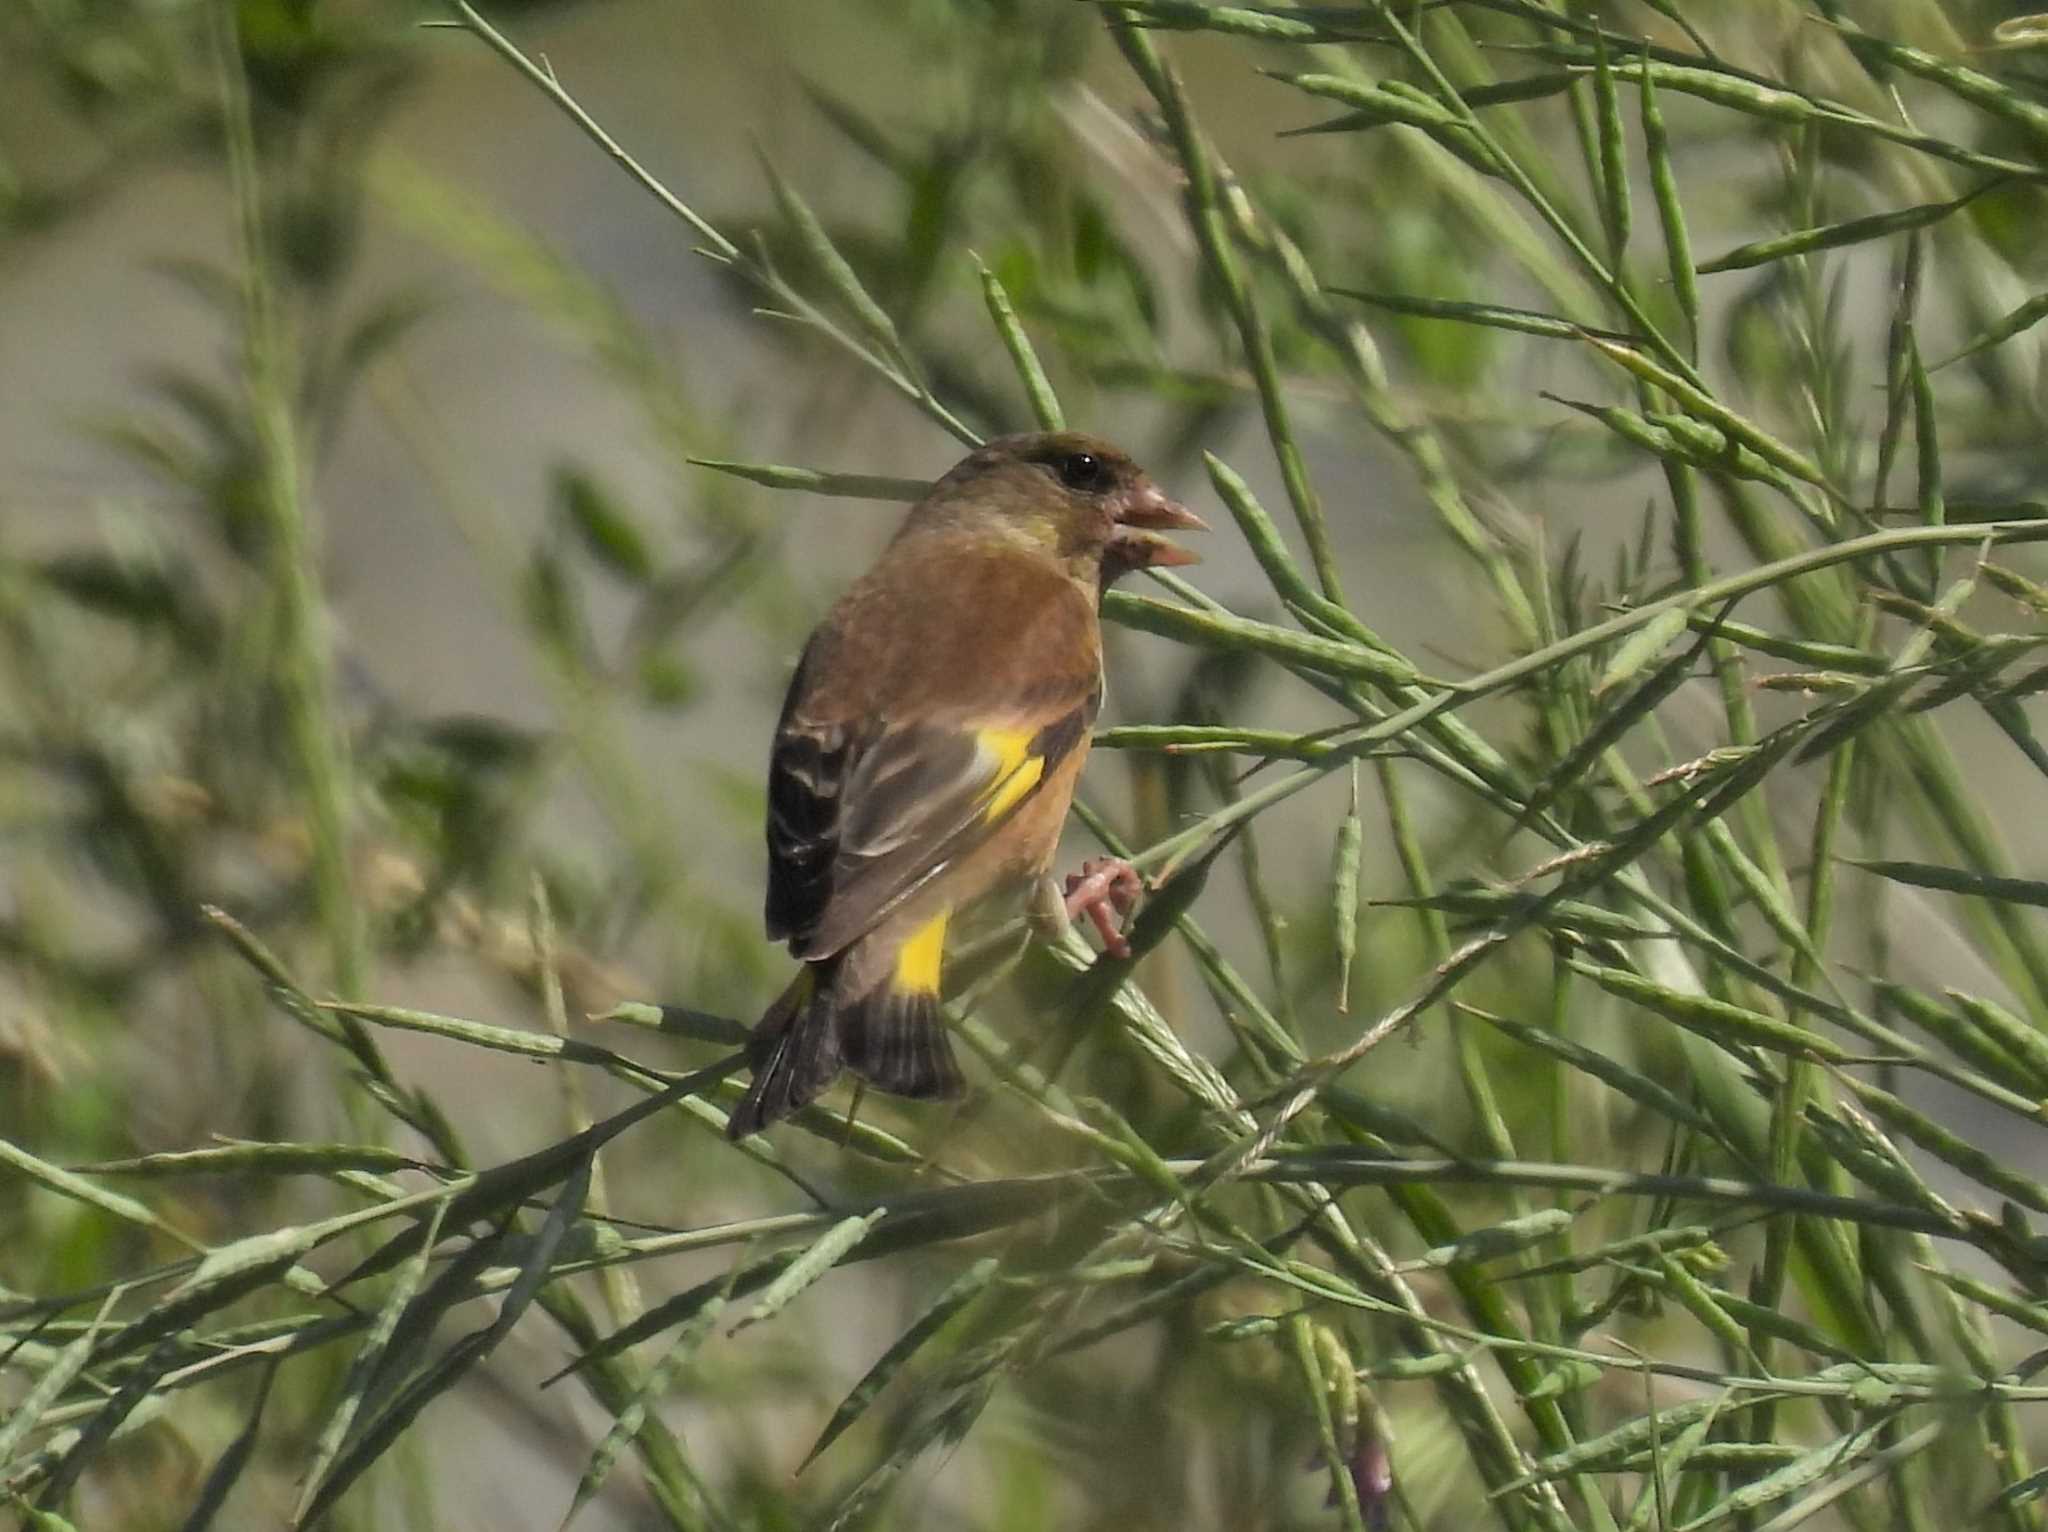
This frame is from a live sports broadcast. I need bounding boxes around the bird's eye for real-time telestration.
[1056,452,1110,492]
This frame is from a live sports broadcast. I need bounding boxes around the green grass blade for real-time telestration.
[799,1256,999,1472]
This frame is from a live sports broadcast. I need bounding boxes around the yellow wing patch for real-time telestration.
[976,725,1045,823]
[894,908,951,994]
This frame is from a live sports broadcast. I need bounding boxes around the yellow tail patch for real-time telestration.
[894,908,951,994]
[977,726,1045,823]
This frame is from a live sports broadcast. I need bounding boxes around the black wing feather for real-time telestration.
[763,723,853,943]
[763,663,1098,957]
[764,638,850,943]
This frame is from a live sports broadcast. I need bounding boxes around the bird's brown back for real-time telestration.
[791,533,1102,728]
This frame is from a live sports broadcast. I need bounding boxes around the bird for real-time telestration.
[725,431,1204,1138]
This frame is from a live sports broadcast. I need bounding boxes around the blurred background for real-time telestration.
[6,1,2048,1528]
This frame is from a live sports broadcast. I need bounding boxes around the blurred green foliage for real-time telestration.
[7,1,2048,1529]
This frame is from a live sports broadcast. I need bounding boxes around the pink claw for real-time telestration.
[1062,856,1144,960]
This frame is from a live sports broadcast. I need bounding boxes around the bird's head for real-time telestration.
[913,431,1205,586]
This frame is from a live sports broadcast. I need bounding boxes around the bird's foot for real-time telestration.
[1062,856,1143,960]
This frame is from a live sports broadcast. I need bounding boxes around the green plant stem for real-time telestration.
[445,0,978,447]
[1107,20,1345,606]
[1142,520,2048,879]
[216,4,364,1006]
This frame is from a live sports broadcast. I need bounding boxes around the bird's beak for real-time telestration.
[1110,483,1206,569]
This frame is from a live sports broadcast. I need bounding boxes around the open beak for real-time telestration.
[1110,483,1207,570]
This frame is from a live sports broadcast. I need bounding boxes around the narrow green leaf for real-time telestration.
[731,1210,886,1334]
[1603,59,1822,125]
[687,457,930,501]
[759,156,903,356]
[1848,1080,2048,1213]
[1699,819,1825,973]
[1597,606,1690,695]
[1871,978,2036,1088]
[5,1500,81,1532]
[1094,724,1348,761]
[1112,0,1339,41]
[1380,889,1668,944]
[1753,671,1866,694]
[1850,860,2048,909]
[1698,184,1999,275]
[1821,19,2048,155]
[1511,1225,1719,1281]
[328,1054,745,1293]
[1287,1315,1366,1532]
[0,1138,173,1239]
[0,1293,118,1466]
[1674,1416,1887,1530]
[1948,499,2048,523]
[1992,1463,2048,1511]
[1673,1283,1855,1364]
[1201,453,1345,629]
[292,1197,452,1527]
[1624,1392,1731,1531]
[177,1358,281,1532]
[1503,1397,1741,1490]
[1654,1254,1753,1361]
[82,1141,420,1180]
[1403,1208,1578,1270]
[1103,592,1419,688]
[977,259,1063,431]
[32,550,218,655]
[1522,1357,1604,1400]
[1583,337,1838,498]
[1874,230,1924,516]
[1513,620,1711,835]
[1333,767,1363,1012]
[1904,322,1947,559]
[551,1235,860,1386]
[820,1371,998,1531]
[322,1001,602,1064]
[1644,412,1804,491]
[1461,71,1587,109]
[1568,960,1853,1062]
[1983,562,2048,617]
[1936,291,2048,370]
[1468,1007,1728,1144]
[1329,289,1625,341]
[1946,988,2048,1092]
[559,1286,732,1531]
[1920,1263,2048,1339]
[554,467,654,584]
[1994,14,2048,47]
[1268,71,1504,174]
[800,1257,999,1471]
[33,1336,180,1507]
[300,1158,593,1527]
[1592,31,1630,262]
[1679,614,1884,674]
[1639,53,1699,354]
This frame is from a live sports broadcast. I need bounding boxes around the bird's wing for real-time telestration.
[765,641,1098,959]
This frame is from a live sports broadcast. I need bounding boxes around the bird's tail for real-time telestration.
[726,929,966,1138]
[839,982,965,1104]
[726,965,840,1139]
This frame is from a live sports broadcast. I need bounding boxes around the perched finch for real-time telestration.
[726,432,1204,1138]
